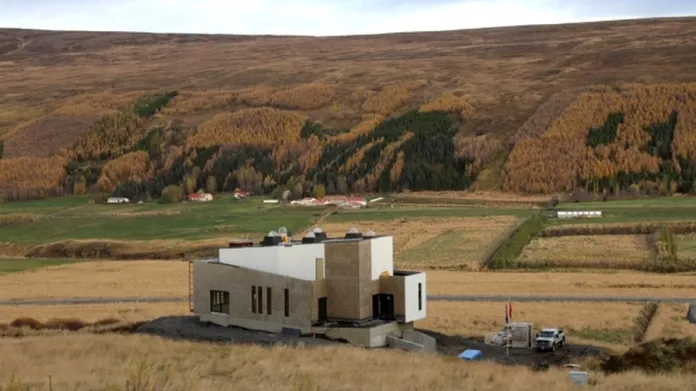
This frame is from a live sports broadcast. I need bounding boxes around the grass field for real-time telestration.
[517,235,653,269]
[323,216,520,270]
[643,303,696,342]
[0,257,80,274]
[420,301,643,351]
[551,198,696,225]
[676,234,696,259]
[3,335,693,391]
[0,261,188,300]
[0,302,188,323]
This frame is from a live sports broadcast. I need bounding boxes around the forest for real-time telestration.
[2,84,696,202]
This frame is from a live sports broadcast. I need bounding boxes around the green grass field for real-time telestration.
[0,196,323,244]
[327,206,532,222]
[0,258,80,274]
[552,197,696,225]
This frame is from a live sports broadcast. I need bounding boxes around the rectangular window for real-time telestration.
[251,286,257,313]
[284,288,289,317]
[258,285,263,314]
[210,290,230,314]
[418,283,422,311]
[267,287,272,315]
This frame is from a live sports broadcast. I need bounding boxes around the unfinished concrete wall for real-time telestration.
[193,261,313,333]
[402,330,437,353]
[387,335,425,352]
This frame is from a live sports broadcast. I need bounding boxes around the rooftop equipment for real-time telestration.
[261,231,282,246]
[344,227,363,240]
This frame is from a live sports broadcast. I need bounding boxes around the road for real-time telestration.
[0,295,693,306]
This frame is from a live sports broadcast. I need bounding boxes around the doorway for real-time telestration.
[372,294,395,320]
[317,297,328,322]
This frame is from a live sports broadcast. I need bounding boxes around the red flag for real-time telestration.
[505,300,512,324]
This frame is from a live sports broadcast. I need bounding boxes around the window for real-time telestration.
[258,285,263,314]
[418,283,422,311]
[251,286,257,313]
[210,290,230,314]
[267,287,272,315]
[284,288,290,317]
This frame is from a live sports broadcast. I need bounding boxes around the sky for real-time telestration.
[1,0,695,36]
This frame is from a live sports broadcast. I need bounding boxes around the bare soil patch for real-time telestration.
[518,235,652,269]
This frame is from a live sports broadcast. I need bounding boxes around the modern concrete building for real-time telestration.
[190,227,435,351]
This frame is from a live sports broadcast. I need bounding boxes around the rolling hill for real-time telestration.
[2,17,696,201]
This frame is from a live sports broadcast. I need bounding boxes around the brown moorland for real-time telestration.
[3,334,695,391]
[2,18,696,196]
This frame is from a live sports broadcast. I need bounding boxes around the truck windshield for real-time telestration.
[539,331,555,338]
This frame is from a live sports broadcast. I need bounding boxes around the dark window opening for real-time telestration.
[258,285,263,314]
[251,286,257,313]
[284,288,289,317]
[418,283,423,311]
[267,287,272,315]
[210,290,230,314]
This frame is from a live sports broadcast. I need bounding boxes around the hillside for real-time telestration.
[2,17,696,200]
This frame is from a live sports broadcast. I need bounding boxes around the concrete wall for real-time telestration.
[320,322,402,347]
[402,330,436,353]
[387,336,425,352]
[404,272,427,323]
[193,261,314,333]
[218,243,324,281]
[370,236,394,279]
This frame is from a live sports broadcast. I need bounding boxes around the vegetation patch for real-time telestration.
[517,235,653,270]
[486,214,545,269]
[632,302,660,344]
[570,327,633,345]
[540,222,696,237]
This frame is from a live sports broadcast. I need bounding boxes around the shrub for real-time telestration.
[9,317,42,330]
[161,185,184,204]
[632,302,659,343]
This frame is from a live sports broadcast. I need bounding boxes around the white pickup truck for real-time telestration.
[535,328,566,352]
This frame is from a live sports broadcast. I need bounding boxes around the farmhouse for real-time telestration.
[189,193,213,202]
[190,227,434,350]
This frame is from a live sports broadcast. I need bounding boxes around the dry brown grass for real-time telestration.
[0,106,47,140]
[419,301,642,351]
[0,261,189,300]
[2,115,97,158]
[676,233,696,259]
[426,270,696,297]
[0,302,189,323]
[643,303,696,341]
[3,334,694,391]
[322,216,519,269]
[518,235,652,269]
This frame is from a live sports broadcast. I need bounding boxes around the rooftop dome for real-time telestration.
[304,232,316,238]
[364,230,377,237]
[278,226,288,235]
[348,227,360,234]
[267,231,278,237]
[312,227,323,234]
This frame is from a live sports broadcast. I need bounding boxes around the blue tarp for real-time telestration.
[458,349,482,361]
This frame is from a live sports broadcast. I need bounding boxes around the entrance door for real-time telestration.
[372,295,380,319]
[318,297,328,322]
[379,294,394,319]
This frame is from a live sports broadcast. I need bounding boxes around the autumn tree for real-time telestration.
[205,176,217,193]
[312,184,326,198]
[161,185,184,204]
